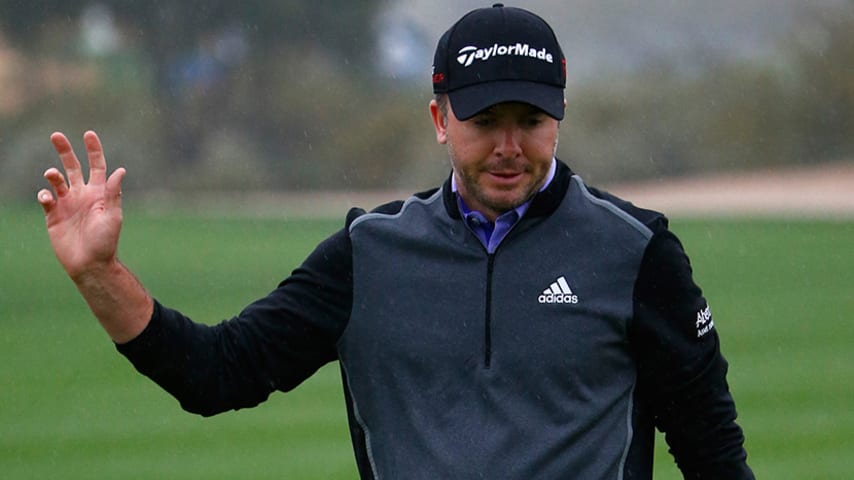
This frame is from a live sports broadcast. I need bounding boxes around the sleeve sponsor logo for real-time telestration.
[695,305,714,337]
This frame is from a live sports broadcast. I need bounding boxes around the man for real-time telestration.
[38,4,754,479]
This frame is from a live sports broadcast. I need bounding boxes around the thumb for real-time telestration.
[37,188,56,215]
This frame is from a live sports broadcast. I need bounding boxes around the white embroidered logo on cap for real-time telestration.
[456,43,554,67]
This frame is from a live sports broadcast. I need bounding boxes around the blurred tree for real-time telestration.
[564,1,854,183]
[0,1,383,62]
[0,0,389,185]
[784,3,854,162]
[2,1,850,199]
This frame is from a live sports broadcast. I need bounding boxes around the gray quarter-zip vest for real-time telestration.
[339,175,653,479]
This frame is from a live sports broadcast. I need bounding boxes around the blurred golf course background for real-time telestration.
[2,0,854,477]
[1,204,852,479]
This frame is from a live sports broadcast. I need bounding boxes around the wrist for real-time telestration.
[69,257,124,286]
[70,257,153,344]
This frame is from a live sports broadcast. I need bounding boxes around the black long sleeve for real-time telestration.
[116,225,354,416]
[631,229,755,479]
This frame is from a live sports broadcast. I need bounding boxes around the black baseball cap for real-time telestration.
[432,3,566,120]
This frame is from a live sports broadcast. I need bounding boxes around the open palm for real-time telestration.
[38,131,126,281]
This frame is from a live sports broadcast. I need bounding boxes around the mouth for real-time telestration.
[487,171,525,184]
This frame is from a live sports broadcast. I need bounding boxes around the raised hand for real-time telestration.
[38,131,126,281]
[38,130,152,342]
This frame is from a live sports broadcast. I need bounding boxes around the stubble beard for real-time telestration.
[447,144,538,216]
[447,132,559,216]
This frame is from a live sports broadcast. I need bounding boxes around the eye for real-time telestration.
[522,112,548,128]
[472,114,496,127]
[524,116,544,127]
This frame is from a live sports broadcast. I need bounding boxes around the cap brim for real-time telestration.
[448,80,565,121]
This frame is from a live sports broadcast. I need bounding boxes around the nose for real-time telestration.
[495,125,522,158]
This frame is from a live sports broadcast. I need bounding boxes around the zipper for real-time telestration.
[484,254,496,368]
[464,212,523,369]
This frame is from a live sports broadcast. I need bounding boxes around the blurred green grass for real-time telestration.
[2,204,852,478]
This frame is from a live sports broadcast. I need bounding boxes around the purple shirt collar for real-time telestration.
[452,158,556,253]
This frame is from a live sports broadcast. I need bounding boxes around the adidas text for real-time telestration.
[457,43,554,67]
[538,293,578,304]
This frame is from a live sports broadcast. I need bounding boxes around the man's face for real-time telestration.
[430,100,561,221]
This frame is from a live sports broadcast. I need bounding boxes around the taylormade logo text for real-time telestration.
[456,43,554,67]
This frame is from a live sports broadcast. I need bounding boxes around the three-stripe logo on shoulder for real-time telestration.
[538,276,579,304]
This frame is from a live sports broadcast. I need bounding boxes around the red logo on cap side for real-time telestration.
[432,72,445,84]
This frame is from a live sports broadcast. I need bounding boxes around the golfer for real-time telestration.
[38,4,754,478]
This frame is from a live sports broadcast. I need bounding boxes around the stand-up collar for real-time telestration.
[442,158,574,220]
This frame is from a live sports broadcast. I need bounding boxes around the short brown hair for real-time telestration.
[434,94,449,117]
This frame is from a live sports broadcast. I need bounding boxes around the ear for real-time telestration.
[429,100,448,145]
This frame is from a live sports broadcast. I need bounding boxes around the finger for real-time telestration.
[105,167,126,210]
[43,167,70,198]
[83,130,107,185]
[37,188,56,215]
[50,132,84,187]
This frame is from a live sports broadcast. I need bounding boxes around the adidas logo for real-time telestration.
[538,276,579,304]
